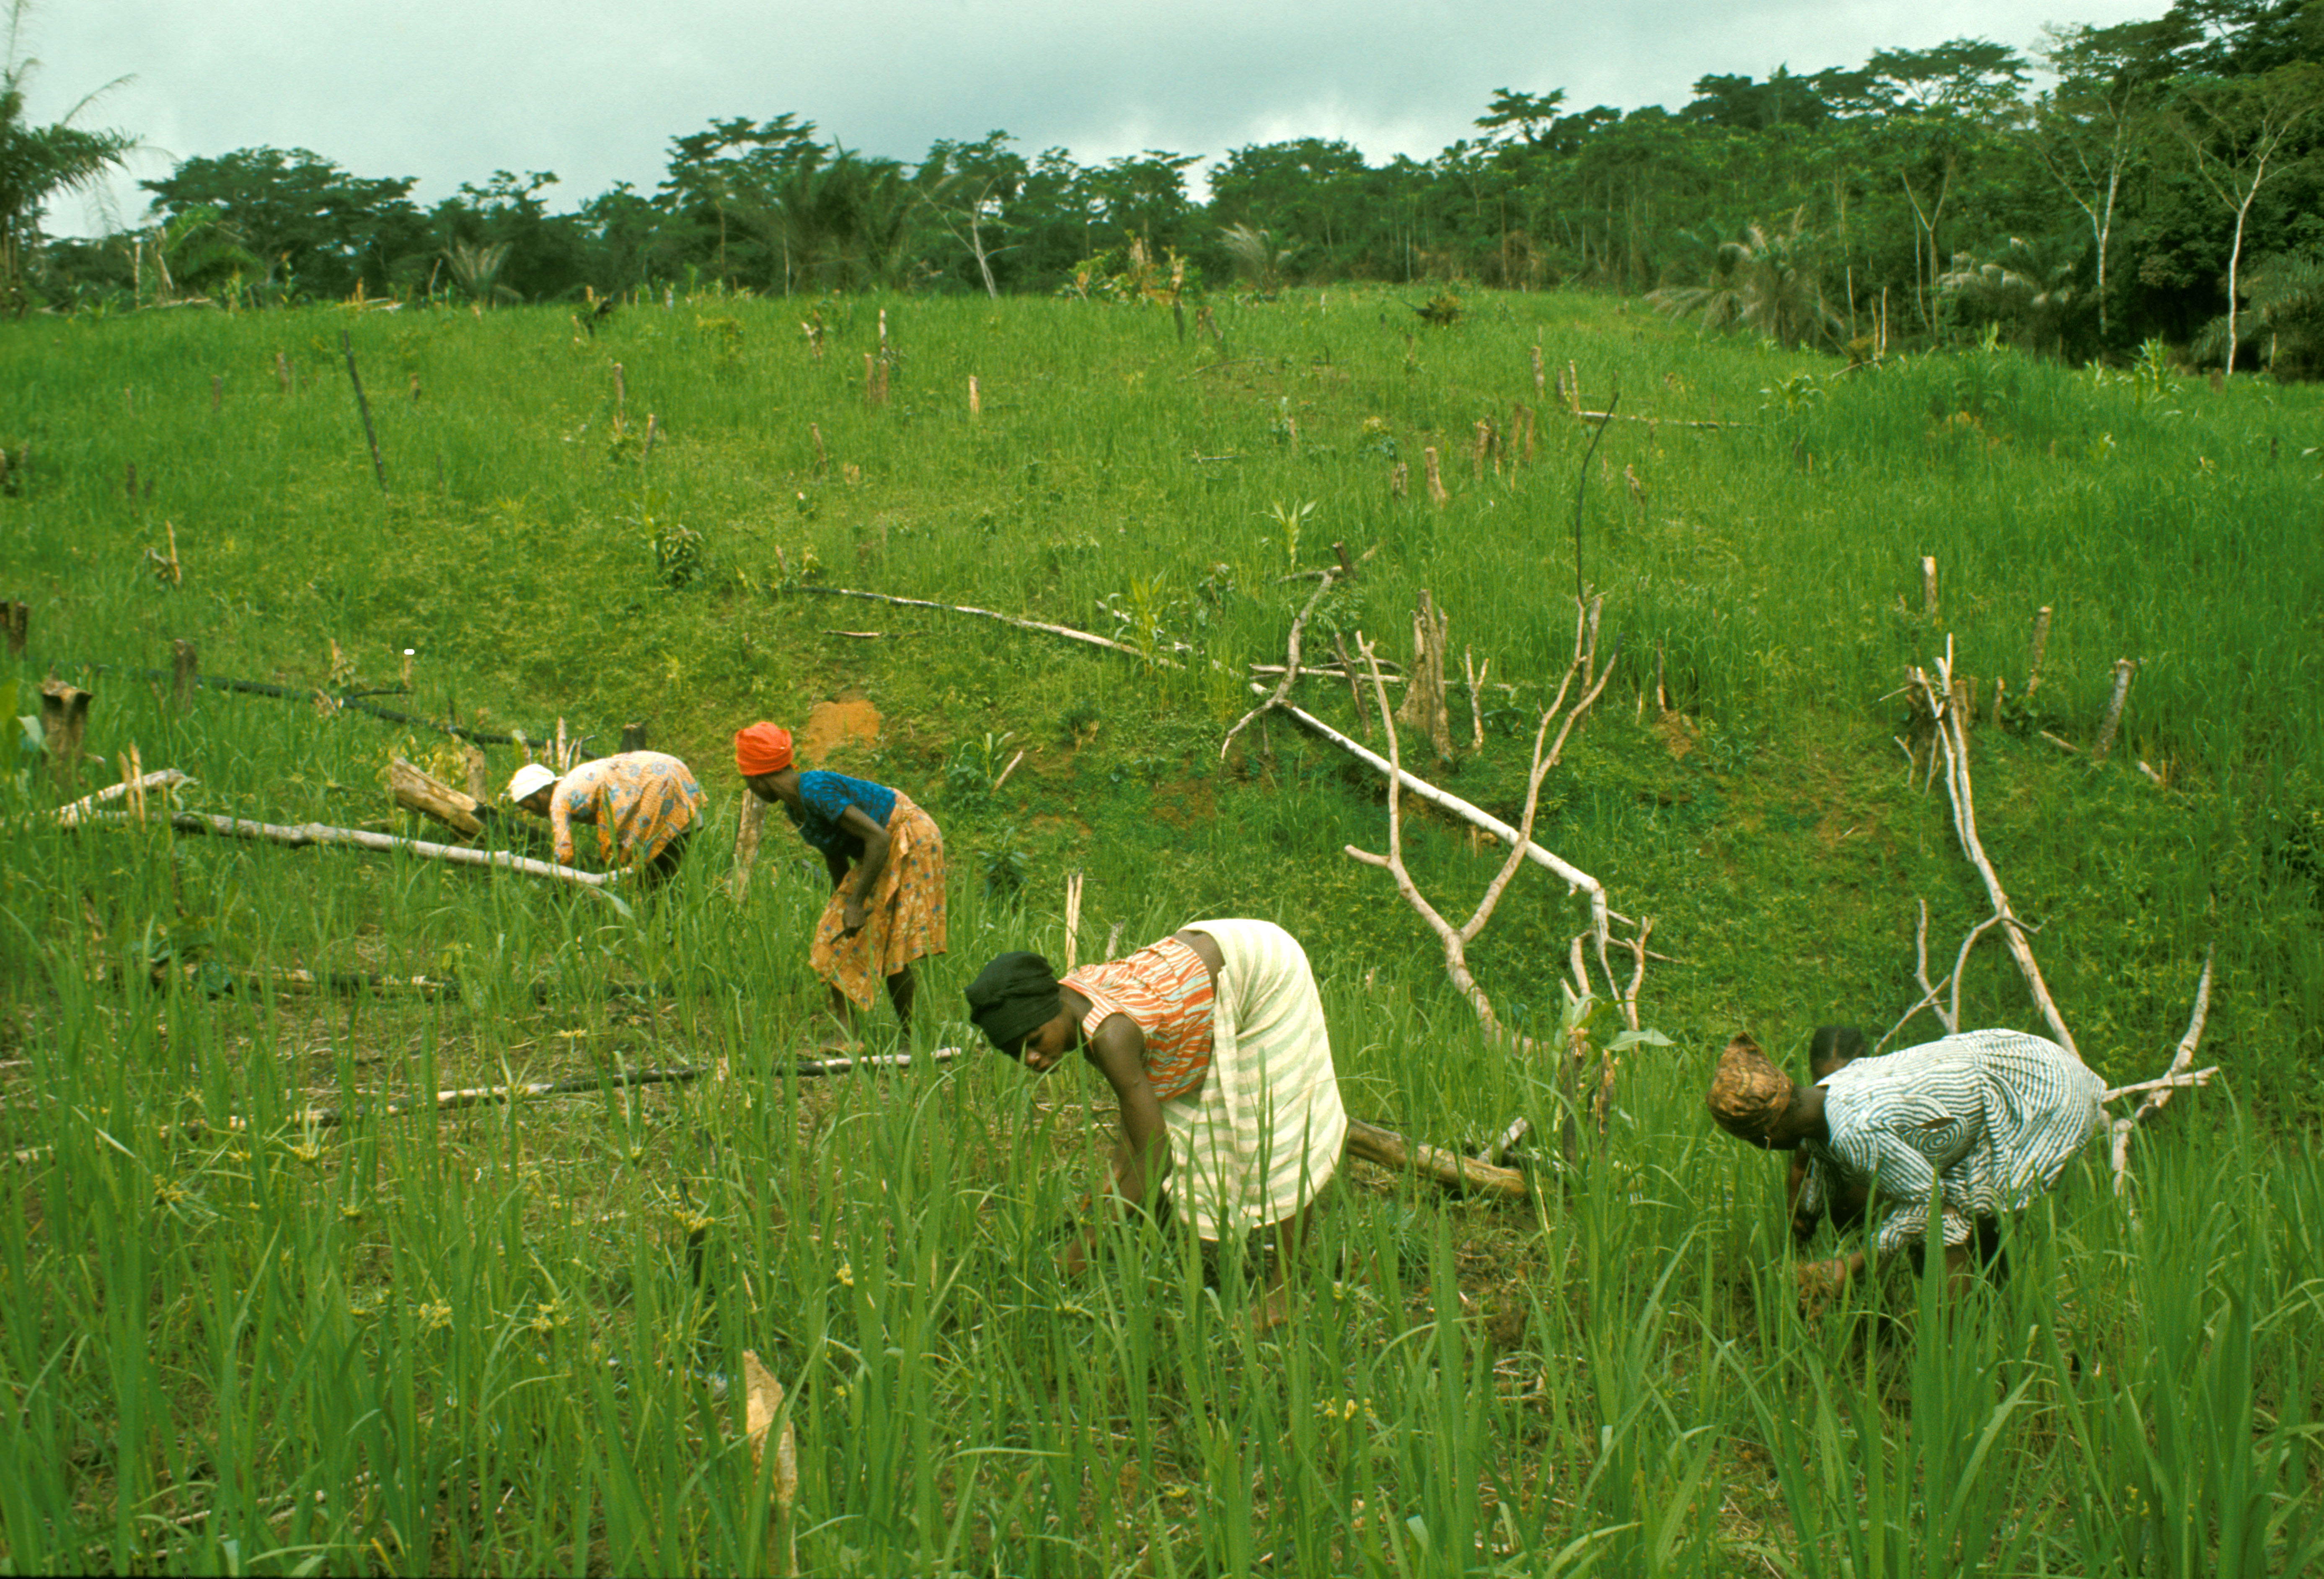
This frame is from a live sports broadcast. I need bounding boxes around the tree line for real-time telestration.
[7,0,2324,370]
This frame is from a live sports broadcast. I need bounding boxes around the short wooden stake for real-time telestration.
[171,639,198,707]
[3,601,26,656]
[1921,555,1938,619]
[810,423,828,476]
[641,414,658,461]
[274,350,292,394]
[613,362,626,410]
[1388,461,1407,500]
[210,375,222,412]
[728,793,766,901]
[2025,605,2052,695]
[2092,659,2136,762]
[1422,446,1447,506]
[968,375,981,417]
[340,331,388,493]
[1530,344,1545,394]
[1064,871,1083,971]
[618,721,648,752]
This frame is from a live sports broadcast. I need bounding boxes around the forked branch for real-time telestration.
[2108,947,2217,1197]
[1911,646,2080,1060]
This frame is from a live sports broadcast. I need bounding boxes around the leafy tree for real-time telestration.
[2166,60,2324,372]
[2028,20,2173,337]
[1081,150,1199,254]
[656,114,820,288]
[1476,87,1570,147]
[1206,139,1380,277]
[0,0,136,313]
[141,147,423,298]
[915,131,1026,297]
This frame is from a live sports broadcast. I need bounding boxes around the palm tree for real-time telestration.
[444,238,520,307]
[1219,222,1300,293]
[1938,236,2085,354]
[1646,211,1842,350]
[0,0,137,313]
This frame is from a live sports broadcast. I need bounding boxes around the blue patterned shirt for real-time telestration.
[785,770,897,860]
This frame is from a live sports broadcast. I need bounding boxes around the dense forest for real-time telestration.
[8,0,2324,368]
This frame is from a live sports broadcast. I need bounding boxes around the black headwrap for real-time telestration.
[964,951,1064,1052]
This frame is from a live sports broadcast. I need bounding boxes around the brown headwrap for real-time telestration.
[1705,1032,1794,1142]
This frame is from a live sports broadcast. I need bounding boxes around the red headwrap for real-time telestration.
[734,723,794,776]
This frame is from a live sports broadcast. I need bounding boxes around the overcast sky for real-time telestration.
[21,0,2169,235]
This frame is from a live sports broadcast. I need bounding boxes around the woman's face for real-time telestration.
[1016,1011,1076,1074]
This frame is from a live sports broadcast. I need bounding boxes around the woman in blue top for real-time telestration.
[735,722,948,1045]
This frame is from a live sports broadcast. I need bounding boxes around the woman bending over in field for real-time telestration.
[965,920,1349,1329]
[1708,1025,2103,1310]
[734,722,947,1046]
[508,752,706,886]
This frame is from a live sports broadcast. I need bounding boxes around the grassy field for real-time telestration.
[2,287,2320,1574]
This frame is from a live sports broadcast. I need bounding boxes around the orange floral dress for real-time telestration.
[548,752,706,870]
[807,792,948,1008]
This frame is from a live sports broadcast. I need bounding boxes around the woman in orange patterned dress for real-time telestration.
[508,752,706,887]
[734,722,947,1045]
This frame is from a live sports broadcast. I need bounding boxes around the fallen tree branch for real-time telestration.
[75,809,616,892]
[2109,947,2215,1197]
[54,769,192,827]
[1344,1116,1531,1200]
[1572,409,1742,430]
[1258,686,1617,968]
[1221,569,1339,757]
[781,584,1185,667]
[9,1051,964,1164]
[87,666,541,745]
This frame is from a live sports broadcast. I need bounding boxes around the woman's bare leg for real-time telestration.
[884,965,917,1028]
[1253,1191,1330,1333]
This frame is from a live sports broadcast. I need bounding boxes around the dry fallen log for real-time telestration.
[1221,568,1341,758]
[78,808,616,891]
[54,768,192,827]
[9,1051,964,1165]
[1344,1116,1530,1200]
[389,756,484,837]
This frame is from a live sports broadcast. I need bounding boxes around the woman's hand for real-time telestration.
[841,895,868,936]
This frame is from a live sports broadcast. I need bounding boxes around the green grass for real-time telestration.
[1,288,2320,1573]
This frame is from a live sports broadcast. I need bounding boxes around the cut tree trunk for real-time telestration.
[1395,590,1454,759]
[1344,1117,1530,1200]
[389,756,484,837]
[39,680,91,792]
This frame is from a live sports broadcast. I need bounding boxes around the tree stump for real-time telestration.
[39,680,92,792]
[1395,590,1455,760]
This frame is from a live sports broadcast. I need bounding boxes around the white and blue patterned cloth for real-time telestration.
[1797,1029,2104,1260]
